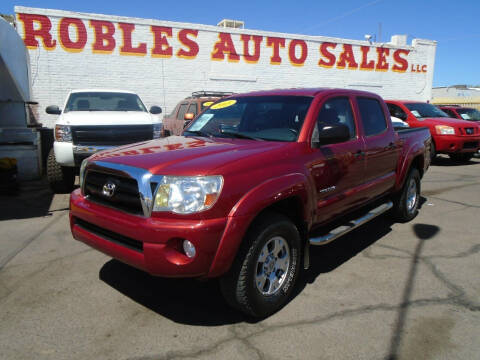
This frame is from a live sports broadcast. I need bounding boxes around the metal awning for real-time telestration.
[0,16,31,103]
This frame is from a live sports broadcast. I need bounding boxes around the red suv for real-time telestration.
[163,91,232,136]
[386,100,480,162]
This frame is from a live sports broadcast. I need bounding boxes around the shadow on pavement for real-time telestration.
[0,178,55,220]
[431,155,479,167]
[386,223,440,360]
[99,259,252,326]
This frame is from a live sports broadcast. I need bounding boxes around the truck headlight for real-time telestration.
[153,176,223,214]
[435,125,455,135]
[153,123,163,139]
[55,125,72,142]
[79,158,88,193]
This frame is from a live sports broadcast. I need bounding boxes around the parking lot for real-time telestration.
[0,156,479,360]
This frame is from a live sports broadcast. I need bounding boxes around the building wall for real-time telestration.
[15,6,437,128]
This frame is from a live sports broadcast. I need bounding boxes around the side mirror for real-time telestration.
[149,105,162,114]
[184,112,194,121]
[183,120,192,129]
[314,123,351,147]
[46,105,61,115]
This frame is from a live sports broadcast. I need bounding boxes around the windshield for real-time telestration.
[457,108,480,121]
[405,103,449,118]
[64,92,147,112]
[184,96,313,142]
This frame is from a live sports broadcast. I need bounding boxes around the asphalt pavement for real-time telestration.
[0,156,479,360]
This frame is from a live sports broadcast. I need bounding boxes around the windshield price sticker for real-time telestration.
[210,100,237,110]
[460,113,471,120]
[411,110,421,117]
[189,114,214,131]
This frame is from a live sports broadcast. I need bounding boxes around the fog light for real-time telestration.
[183,240,196,258]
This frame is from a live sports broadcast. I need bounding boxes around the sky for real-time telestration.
[1,0,478,87]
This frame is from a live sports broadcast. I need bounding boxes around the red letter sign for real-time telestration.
[17,13,56,50]
[119,23,147,56]
[58,17,87,53]
[90,20,116,54]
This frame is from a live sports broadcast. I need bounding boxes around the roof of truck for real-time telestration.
[69,89,138,94]
[232,88,381,98]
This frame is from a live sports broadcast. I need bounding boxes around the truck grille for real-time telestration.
[84,170,143,215]
[463,141,479,149]
[72,125,153,146]
[460,127,478,135]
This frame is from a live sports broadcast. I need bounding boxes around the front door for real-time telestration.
[308,96,366,224]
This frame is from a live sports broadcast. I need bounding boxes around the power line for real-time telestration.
[302,0,387,33]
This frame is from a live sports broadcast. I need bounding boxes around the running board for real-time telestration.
[309,201,393,246]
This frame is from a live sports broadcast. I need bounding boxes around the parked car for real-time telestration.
[437,105,480,122]
[70,88,431,317]
[162,91,232,136]
[45,89,163,193]
[386,100,480,162]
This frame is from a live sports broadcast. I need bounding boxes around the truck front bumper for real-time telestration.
[70,189,230,278]
[434,135,480,154]
[54,142,117,167]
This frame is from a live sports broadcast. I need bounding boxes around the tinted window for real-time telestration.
[387,103,407,121]
[187,103,197,116]
[177,103,188,120]
[457,108,480,121]
[405,103,449,118]
[64,92,146,112]
[315,97,356,140]
[441,108,456,118]
[185,96,313,142]
[358,98,387,136]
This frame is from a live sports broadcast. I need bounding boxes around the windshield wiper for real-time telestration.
[184,130,213,138]
[220,130,263,141]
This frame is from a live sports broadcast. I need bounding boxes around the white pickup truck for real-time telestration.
[45,89,163,193]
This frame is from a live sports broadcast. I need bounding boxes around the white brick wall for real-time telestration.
[15,6,437,128]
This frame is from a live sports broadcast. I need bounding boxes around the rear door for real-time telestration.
[356,97,399,198]
[309,96,366,224]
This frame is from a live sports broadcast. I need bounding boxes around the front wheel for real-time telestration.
[392,168,420,222]
[430,141,436,163]
[46,148,75,194]
[219,212,302,318]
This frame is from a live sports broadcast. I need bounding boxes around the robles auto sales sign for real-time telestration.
[16,12,429,74]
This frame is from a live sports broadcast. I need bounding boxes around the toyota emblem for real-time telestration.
[102,181,116,198]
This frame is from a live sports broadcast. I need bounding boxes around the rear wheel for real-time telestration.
[220,212,302,318]
[392,168,420,222]
[46,148,75,194]
[449,153,473,163]
[430,141,436,163]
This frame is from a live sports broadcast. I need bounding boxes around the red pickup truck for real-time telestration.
[386,100,480,162]
[70,88,431,317]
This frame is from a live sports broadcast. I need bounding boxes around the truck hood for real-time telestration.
[89,136,294,176]
[58,111,155,126]
[418,117,477,128]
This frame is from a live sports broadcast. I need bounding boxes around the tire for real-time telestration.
[219,212,302,318]
[449,153,473,163]
[46,148,75,194]
[392,168,420,222]
[429,141,436,163]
